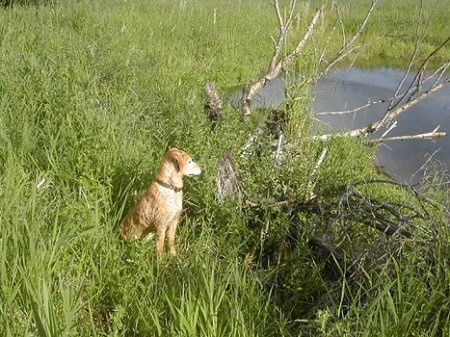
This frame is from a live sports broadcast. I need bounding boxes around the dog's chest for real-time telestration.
[157,187,183,211]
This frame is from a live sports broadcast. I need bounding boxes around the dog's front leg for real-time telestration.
[155,225,167,258]
[167,219,179,256]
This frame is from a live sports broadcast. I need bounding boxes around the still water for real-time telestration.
[231,68,450,184]
[312,68,450,184]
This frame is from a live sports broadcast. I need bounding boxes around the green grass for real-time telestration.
[1,0,450,336]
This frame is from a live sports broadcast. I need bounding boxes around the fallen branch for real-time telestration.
[370,126,447,143]
[338,184,414,238]
[377,75,450,131]
[315,74,450,142]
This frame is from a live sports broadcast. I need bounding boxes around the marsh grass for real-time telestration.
[1,0,450,336]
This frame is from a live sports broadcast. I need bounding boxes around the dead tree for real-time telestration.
[238,0,381,118]
[315,45,450,141]
[315,2,450,141]
[238,1,324,118]
[237,0,449,143]
[211,0,450,201]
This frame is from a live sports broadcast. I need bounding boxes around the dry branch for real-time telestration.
[315,74,450,141]
[310,0,450,144]
[370,126,446,143]
[316,28,450,142]
[238,0,382,121]
[239,2,324,118]
[320,0,380,76]
[315,98,388,116]
[338,184,414,239]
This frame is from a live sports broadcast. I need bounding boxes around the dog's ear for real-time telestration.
[169,152,181,172]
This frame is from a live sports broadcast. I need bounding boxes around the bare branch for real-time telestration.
[380,120,397,139]
[311,147,328,177]
[411,148,440,182]
[313,127,370,141]
[388,0,427,111]
[370,126,447,143]
[393,36,450,111]
[239,4,324,118]
[317,30,450,142]
[315,98,388,116]
[271,0,288,70]
[376,77,450,130]
[320,0,379,76]
[280,5,324,70]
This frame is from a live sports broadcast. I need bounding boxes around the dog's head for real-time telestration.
[166,148,202,177]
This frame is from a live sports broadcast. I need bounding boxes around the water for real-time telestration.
[312,68,450,184]
[231,68,450,184]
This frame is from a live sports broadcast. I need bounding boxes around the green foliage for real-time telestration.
[1,0,450,336]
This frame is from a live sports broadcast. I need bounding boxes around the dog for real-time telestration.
[119,147,202,257]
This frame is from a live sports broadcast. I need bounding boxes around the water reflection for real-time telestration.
[230,68,450,184]
[312,68,450,184]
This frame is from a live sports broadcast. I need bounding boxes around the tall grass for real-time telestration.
[1,0,450,336]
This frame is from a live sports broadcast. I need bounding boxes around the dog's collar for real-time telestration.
[156,179,182,193]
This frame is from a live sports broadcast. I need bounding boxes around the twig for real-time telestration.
[311,147,328,177]
[274,132,284,162]
[380,120,397,139]
[411,148,440,182]
[320,0,379,76]
[315,98,388,116]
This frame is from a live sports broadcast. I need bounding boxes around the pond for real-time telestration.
[312,68,450,185]
[231,68,450,185]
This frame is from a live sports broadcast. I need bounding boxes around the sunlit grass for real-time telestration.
[1,0,450,336]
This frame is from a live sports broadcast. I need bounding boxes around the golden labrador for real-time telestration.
[119,148,202,257]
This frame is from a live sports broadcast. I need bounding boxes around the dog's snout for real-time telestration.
[185,159,202,176]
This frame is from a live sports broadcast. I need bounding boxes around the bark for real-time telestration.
[204,82,223,124]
